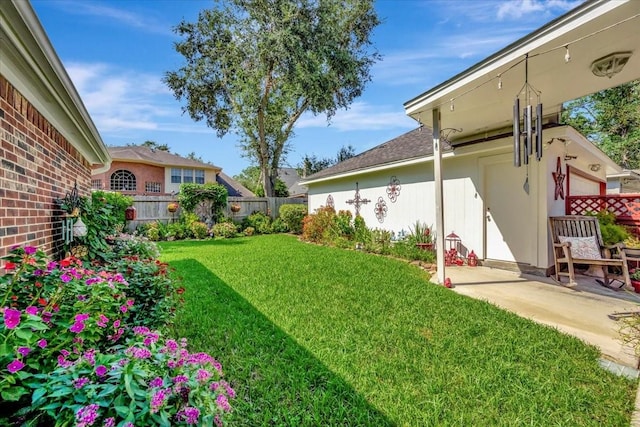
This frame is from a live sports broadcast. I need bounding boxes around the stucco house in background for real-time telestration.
[607,170,640,194]
[91,146,254,197]
[0,0,110,259]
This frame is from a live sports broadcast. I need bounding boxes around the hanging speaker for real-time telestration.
[535,103,543,161]
[513,98,521,167]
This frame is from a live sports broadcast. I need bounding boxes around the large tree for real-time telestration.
[164,0,380,196]
[562,80,640,169]
[297,144,356,176]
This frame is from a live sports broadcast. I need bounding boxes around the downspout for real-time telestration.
[432,108,445,284]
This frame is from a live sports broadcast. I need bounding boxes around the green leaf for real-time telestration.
[15,328,33,341]
[124,373,135,400]
[1,386,29,401]
[114,405,129,417]
[31,387,46,405]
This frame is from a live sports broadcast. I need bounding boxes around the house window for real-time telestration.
[183,169,193,183]
[145,182,162,193]
[171,168,181,184]
[110,170,136,191]
[195,170,205,184]
[91,179,102,190]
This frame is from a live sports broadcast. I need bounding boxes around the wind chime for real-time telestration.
[513,54,543,170]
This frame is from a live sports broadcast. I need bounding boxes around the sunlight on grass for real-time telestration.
[161,235,637,426]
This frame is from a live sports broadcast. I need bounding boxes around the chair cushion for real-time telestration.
[558,235,602,259]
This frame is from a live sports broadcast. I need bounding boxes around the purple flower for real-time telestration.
[177,407,201,424]
[76,403,99,427]
[37,339,47,348]
[173,375,189,384]
[70,321,85,333]
[196,369,211,382]
[103,418,115,427]
[149,377,164,388]
[119,305,128,313]
[60,273,73,283]
[25,306,39,315]
[24,246,37,255]
[126,347,152,359]
[73,377,90,389]
[3,308,21,329]
[150,388,169,413]
[75,313,90,322]
[95,365,107,377]
[77,295,87,301]
[18,346,31,357]
[47,261,57,270]
[216,394,231,412]
[7,359,25,373]
[97,314,109,328]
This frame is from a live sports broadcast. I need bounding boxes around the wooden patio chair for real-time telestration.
[548,215,631,289]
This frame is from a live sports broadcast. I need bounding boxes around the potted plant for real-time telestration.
[631,269,640,293]
[167,202,179,213]
[409,220,434,250]
[230,203,241,213]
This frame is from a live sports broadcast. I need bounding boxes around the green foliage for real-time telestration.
[298,145,357,176]
[270,217,289,233]
[164,0,381,195]
[243,226,255,236]
[590,210,629,245]
[279,204,308,234]
[274,178,290,197]
[407,220,434,244]
[242,211,272,234]
[76,192,132,261]
[353,215,370,244]
[212,222,239,238]
[191,221,210,239]
[233,166,262,195]
[0,245,233,426]
[301,206,337,243]
[110,234,160,260]
[562,80,640,169]
[178,183,228,224]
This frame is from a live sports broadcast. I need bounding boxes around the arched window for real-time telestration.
[110,170,136,192]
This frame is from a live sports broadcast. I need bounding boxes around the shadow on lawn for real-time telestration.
[169,258,392,427]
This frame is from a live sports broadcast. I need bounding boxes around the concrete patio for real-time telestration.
[443,265,640,370]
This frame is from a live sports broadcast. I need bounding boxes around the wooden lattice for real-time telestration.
[567,194,640,236]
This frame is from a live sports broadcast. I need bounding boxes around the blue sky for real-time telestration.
[31,0,582,177]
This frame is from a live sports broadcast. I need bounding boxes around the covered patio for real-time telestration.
[404,0,640,285]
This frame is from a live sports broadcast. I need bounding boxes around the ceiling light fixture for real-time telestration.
[590,52,632,78]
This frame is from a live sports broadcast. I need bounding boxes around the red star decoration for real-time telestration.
[552,156,565,200]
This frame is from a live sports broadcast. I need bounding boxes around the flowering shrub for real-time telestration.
[191,221,210,239]
[0,246,234,426]
[211,222,238,239]
[30,328,235,426]
[109,233,161,260]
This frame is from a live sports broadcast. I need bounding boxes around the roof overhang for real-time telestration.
[0,1,111,167]
[404,0,640,145]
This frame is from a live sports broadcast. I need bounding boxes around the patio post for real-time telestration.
[432,107,445,284]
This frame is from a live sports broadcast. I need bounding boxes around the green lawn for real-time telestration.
[160,235,637,426]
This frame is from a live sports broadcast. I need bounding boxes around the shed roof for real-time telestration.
[303,127,451,183]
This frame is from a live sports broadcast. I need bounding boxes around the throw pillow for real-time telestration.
[558,235,602,260]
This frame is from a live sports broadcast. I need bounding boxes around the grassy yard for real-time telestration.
[160,235,637,426]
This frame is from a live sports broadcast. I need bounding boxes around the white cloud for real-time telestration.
[496,0,581,20]
[297,102,415,132]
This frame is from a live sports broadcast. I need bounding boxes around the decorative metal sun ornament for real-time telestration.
[346,182,370,216]
[374,197,387,223]
[386,176,401,203]
[326,194,335,209]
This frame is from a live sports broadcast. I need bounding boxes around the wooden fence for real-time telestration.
[126,195,307,230]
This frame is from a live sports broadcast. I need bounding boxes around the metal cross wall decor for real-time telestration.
[386,176,401,203]
[346,182,370,216]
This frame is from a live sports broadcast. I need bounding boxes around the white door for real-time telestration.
[484,157,533,263]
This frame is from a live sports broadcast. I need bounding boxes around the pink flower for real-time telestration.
[60,273,72,283]
[7,359,25,373]
[24,246,37,255]
[150,388,169,413]
[70,322,85,333]
[112,320,120,329]
[97,314,109,328]
[73,377,90,389]
[173,375,189,384]
[75,403,99,427]
[119,305,128,313]
[126,299,134,307]
[37,339,47,348]
[75,313,90,322]
[3,308,21,329]
[18,347,31,357]
[25,306,38,315]
[196,369,211,382]
[149,377,164,388]
[216,394,231,412]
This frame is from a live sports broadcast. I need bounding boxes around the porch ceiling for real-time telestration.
[404,0,640,145]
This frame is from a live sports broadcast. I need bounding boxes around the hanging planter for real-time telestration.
[167,202,179,213]
[230,203,241,213]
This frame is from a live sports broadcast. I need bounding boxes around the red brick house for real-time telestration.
[0,1,111,259]
[92,146,254,197]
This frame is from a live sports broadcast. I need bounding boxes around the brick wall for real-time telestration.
[0,75,91,259]
[92,161,166,195]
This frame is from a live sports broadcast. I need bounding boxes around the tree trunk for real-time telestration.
[261,168,275,197]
